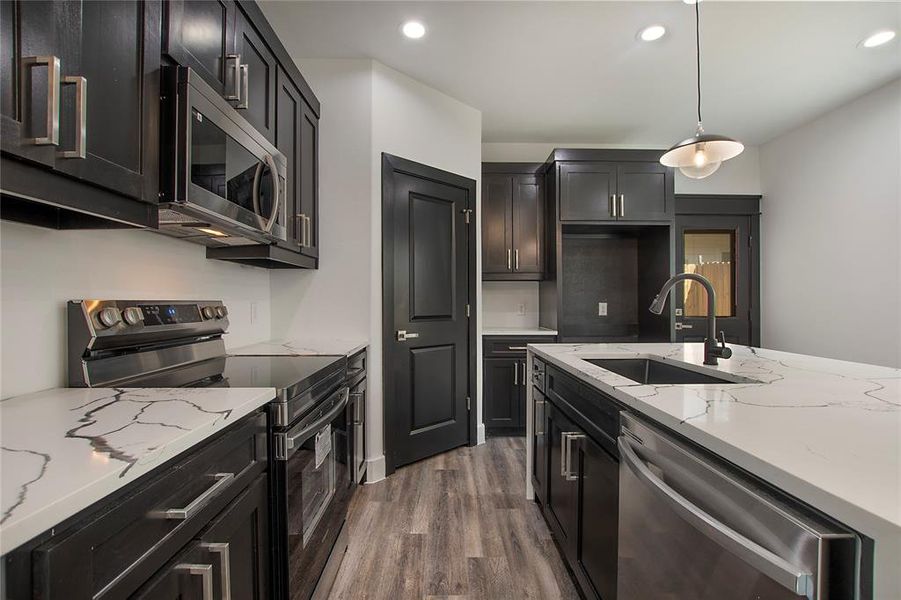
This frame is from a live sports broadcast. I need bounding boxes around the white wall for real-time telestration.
[759,79,901,368]
[482,282,540,329]
[0,222,272,398]
[481,142,762,195]
[370,62,483,472]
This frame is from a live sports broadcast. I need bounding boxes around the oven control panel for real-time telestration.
[70,300,228,332]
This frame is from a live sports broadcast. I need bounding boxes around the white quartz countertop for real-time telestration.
[0,386,275,556]
[483,327,558,336]
[231,338,368,357]
[529,342,901,598]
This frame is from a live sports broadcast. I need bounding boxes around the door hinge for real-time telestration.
[466,395,471,411]
[466,304,471,318]
[462,208,473,224]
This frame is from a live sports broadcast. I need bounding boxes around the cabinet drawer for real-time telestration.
[33,411,267,600]
[484,336,556,358]
[546,366,621,456]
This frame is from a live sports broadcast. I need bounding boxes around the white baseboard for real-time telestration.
[364,454,386,483]
[477,422,486,445]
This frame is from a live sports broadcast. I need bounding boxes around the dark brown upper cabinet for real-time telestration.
[233,7,276,143]
[164,0,237,98]
[481,163,545,280]
[553,149,674,223]
[0,0,161,229]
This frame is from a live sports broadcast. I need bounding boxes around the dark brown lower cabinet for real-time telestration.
[131,544,208,600]
[531,386,548,505]
[483,358,524,431]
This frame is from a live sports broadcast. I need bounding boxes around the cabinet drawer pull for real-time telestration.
[514,248,520,270]
[506,248,512,270]
[161,472,234,520]
[59,76,87,159]
[23,55,60,146]
[561,431,585,481]
[175,563,214,600]
[508,346,527,351]
[225,54,241,101]
[237,64,249,110]
[513,362,519,385]
[619,194,625,217]
[610,194,616,218]
[200,542,232,600]
[535,399,545,435]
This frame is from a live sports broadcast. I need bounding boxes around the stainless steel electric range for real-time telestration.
[67,299,353,600]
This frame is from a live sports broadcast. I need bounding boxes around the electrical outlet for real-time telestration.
[598,302,608,316]
[250,302,258,324]
[516,303,526,316]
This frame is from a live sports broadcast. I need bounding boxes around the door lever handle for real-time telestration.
[396,330,420,342]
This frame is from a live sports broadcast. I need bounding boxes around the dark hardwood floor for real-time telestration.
[329,437,579,599]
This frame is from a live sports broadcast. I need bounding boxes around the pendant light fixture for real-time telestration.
[660,0,743,179]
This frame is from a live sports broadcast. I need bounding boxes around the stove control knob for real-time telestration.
[97,307,122,328]
[122,307,143,326]
[201,306,216,320]
[215,306,228,319]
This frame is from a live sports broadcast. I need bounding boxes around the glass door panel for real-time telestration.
[683,231,735,317]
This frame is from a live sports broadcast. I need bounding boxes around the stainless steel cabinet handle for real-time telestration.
[535,399,545,435]
[508,346,527,351]
[618,436,814,597]
[513,362,519,385]
[199,543,231,600]
[610,194,616,217]
[396,330,420,342]
[506,248,512,270]
[295,213,306,246]
[161,473,234,520]
[675,322,694,331]
[305,215,312,248]
[619,194,625,217]
[224,54,241,101]
[237,64,249,110]
[562,431,584,480]
[23,55,60,146]
[59,76,86,158]
[514,248,520,271]
[175,564,214,600]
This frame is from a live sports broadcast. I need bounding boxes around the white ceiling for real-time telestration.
[260,1,901,146]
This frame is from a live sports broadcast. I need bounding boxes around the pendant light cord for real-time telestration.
[695,0,702,126]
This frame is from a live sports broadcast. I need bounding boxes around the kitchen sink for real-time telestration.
[583,357,755,385]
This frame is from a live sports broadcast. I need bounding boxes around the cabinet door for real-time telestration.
[481,174,513,275]
[52,0,160,203]
[164,0,236,97]
[544,403,579,559]
[616,161,671,221]
[233,8,276,143]
[531,387,548,505]
[559,162,616,222]
[576,435,619,600]
[0,0,59,168]
[131,545,208,600]
[297,98,319,260]
[276,66,302,248]
[198,474,270,600]
[483,358,522,430]
[511,174,543,276]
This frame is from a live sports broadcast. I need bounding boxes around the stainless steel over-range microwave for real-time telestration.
[159,66,287,246]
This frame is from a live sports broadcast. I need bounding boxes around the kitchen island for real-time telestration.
[527,342,900,600]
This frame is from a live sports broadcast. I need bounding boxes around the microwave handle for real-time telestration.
[252,154,281,233]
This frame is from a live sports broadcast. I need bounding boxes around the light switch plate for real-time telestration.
[598,302,608,316]
[517,303,526,316]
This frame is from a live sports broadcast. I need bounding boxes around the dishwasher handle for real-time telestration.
[618,436,814,599]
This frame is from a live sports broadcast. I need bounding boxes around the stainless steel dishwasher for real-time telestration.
[617,414,860,600]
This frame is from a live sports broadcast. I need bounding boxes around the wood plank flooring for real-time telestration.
[329,437,579,600]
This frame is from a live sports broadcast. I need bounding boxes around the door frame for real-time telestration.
[381,153,478,476]
[675,194,761,346]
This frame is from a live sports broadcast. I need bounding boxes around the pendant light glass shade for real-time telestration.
[660,2,743,179]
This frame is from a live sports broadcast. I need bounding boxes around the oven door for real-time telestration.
[165,67,287,243]
[275,386,351,600]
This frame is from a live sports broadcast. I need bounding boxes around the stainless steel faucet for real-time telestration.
[649,273,732,365]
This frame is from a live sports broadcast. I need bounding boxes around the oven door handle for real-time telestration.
[284,387,349,454]
[252,153,281,233]
[618,436,814,598]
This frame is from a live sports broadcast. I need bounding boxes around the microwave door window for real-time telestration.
[190,109,227,198]
[226,136,262,216]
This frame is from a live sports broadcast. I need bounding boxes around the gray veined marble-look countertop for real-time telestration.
[527,342,901,599]
[0,386,275,556]
[230,338,368,357]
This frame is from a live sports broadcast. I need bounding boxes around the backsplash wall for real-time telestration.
[0,221,272,398]
[482,281,541,329]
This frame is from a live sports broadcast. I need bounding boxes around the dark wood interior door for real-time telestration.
[675,214,756,345]
[383,154,475,472]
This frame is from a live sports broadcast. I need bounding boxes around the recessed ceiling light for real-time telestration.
[639,25,666,42]
[861,30,896,48]
[402,21,426,39]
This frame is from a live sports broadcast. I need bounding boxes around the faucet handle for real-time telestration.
[717,331,733,359]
